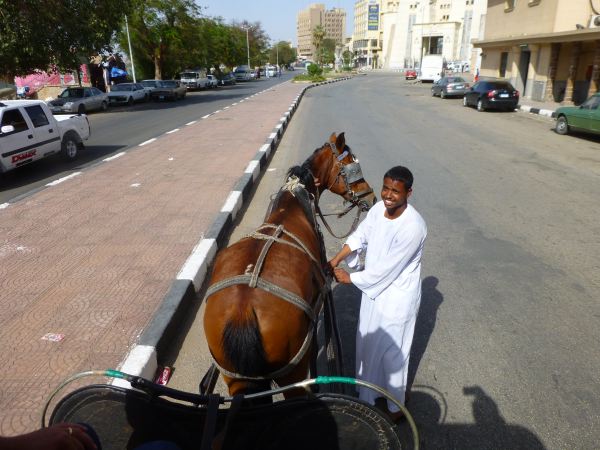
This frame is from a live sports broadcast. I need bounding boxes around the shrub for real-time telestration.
[307,63,323,77]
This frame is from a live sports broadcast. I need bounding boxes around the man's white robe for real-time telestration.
[344,201,427,412]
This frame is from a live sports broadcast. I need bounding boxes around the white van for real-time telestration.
[265,65,278,77]
[233,65,253,81]
[418,55,446,83]
[179,70,209,90]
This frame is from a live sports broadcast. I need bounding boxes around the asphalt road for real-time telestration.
[0,73,295,203]
[166,72,600,449]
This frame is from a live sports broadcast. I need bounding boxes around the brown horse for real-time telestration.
[203,132,376,397]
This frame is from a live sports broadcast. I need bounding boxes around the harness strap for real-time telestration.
[245,221,327,287]
[199,394,221,450]
[212,323,313,381]
[247,223,322,272]
[209,282,330,381]
[205,274,316,322]
[249,224,283,287]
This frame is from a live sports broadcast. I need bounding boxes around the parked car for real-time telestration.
[140,79,161,96]
[233,65,253,81]
[48,87,108,114]
[265,65,277,77]
[179,70,209,90]
[149,80,187,101]
[218,73,236,86]
[405,69,417,80]
[107,83,147,105]
[463,80,519,112]
[206,75,219,88]
[0,100,90,173]
[555,93,600,136]
[431,76,470,99]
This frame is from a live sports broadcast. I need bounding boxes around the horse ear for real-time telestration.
[329,132,337,143]
[336,132,345,150]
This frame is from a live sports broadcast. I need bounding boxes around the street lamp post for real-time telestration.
[244,26,251,68]
[125,15,137,83]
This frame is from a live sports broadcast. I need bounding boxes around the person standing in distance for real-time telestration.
[328,165,427,422]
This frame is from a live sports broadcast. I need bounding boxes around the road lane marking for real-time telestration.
[45,172,82,187]
[166,128,179,134]
[103,152,126,162]
[139,138,156,146]
[186,120,197,125]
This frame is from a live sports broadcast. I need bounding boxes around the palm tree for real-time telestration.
[312,25,326,66]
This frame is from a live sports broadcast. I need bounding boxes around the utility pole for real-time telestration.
[125,15,137,83]
[244,26,251,68]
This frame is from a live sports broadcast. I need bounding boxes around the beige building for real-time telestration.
[297,3,347,61]
[473,0,600,104]
[353,0,383,67]
[377,0,487,70]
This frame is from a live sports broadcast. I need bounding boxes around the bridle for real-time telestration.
[315,142,374,239]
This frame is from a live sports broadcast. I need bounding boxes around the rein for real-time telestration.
[315,202,364,239]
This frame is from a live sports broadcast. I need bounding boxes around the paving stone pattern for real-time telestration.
[0,81,306,435]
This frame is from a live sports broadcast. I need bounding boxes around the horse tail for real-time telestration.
[222,308,269,378]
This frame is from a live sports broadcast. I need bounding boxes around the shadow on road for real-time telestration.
[408,276,443,391]
[396,385,546,449]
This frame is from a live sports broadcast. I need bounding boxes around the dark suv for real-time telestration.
[463,80,519,112]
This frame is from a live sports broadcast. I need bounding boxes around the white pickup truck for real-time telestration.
[0,100,90,174]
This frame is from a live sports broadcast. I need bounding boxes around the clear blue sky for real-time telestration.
[197,1,355,45]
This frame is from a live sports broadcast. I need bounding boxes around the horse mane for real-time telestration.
[286,159,316,192]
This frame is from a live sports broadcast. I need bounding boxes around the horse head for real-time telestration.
[308,132,377,211]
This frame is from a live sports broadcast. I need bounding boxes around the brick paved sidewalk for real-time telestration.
[0,81,306,435]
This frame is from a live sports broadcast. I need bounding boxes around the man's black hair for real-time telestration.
[384,166,413,190]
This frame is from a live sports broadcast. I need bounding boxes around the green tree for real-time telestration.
[342,50,354,66]
[231,20,270,68]
[269,41,296,67]
[0,0,132,81]
[311,25,326,66]
[118,0,201,80]
[319,38,336,65]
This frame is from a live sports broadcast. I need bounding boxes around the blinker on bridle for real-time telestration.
[313,142,374,239]
[328,141,373,212]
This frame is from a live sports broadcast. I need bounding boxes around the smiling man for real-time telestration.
[328,166,427,422]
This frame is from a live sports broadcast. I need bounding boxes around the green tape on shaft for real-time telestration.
[315,376,356,385]
[106,369,125,379]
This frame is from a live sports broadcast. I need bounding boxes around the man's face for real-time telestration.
[381,177,411,212]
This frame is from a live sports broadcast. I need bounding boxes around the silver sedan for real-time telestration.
[48,87,108,114]
[431,76,470,99]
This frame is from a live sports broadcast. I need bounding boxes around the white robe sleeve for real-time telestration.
[350,220,424,299]
[343,208,373,269]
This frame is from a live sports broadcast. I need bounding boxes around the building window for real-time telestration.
[504,0,515,12]
[499,52,508,78]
